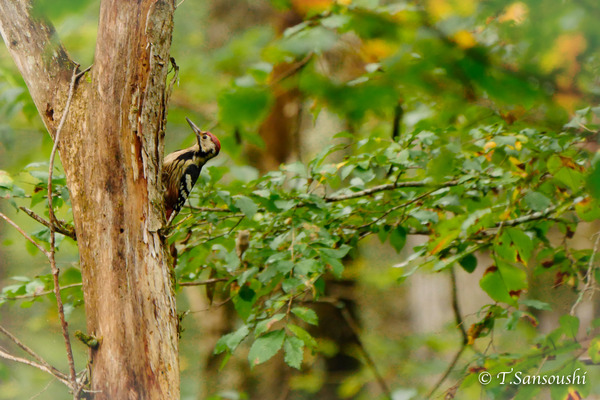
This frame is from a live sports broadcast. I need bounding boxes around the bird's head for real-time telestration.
[186,117,221,158]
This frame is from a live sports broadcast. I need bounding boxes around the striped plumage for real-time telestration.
[163,117,221,221]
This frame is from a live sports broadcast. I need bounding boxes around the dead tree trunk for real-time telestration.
[0,1,179,398]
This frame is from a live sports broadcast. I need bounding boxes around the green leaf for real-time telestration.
[459,253,477,273]
[496,261,528,293]
[248,329,285,367]
[284,161,308,178]
[283,336,304,369]
[320,254,344,278]
[389,226,407,253]
[279,26,337,56]
[274,199,295,211]
[559,314,579,339]
[255,313,285,336]
[30,190,46,208]
[214,325,250,354]
[233,285,257,321]
[479,268,506,304]
[494,231,517,263]
[575,197,600,222]
[275,260,294,275]
[0,170,13,189]
[291,307,318,326]
[287,324,317,349]
[504,228,533,265]
[523,191,551,212]
[520,299,552,311]
[282,277,302,293]
[588,337,600,364]
[589,161,600,200]
[479,265,524,306]
[294,259,321,275]
[233,195,258,219]
[319,245,351,259]
[427,148,456,182]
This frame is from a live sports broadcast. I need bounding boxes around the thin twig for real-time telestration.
[28,378,54,400]
[571,231,600,316]
[324,179,460,203]
[19,206,76,240]
[185,205,236,212]
[179,278,229,287]
[188,295,233,313]
[450,268,468,343]
[0,347,71,388]
[0,325,68,381]
[0,283,82,301]
[339,306,392,400]
[269,52,314,88]
[427,268,468,398]
[500,205,557,227]
[0,211,49,257]
[358,186,441,230]
[47,64,79,395]
[75,64,92,80]
[165,57,179,106]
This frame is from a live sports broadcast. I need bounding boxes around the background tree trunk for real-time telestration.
[0,1,179,398]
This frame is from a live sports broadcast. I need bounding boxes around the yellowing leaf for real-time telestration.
[483,141,497,151]
[453,30,477,49]
[335,161,348,170]
[427,0,452,20]
[564,388,583,400]
[559,155,584,171]
[498,2,528,24]
[361,39,395,62]
[291,0,333,14]
[557,34,587,61]
[453,0,476,16]
[554,92,583,113]
[541,33,587,90]
[509,156,521,166]
[514,141,522,151]
[427,0,477,20]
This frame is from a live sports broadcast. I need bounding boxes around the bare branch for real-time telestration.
[426,268,468,398]
[0,283,82,301]
[47,65,79,393]
[500,205,557,227]
[185,205,235,212]
[0,347,71,388]
[324,179,460,203]
[0,211,50,257]
[269,52,314,88]
[19,207,76,241]
[358,186,442,230]
[179,278,229,287]
[0,325,68,381]
[571,231,600,316]
[333,302,392,400]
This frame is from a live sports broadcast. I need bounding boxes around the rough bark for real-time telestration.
[0,1,179,399]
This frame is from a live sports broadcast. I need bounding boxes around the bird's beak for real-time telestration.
[186,117,202,135]
[186,117,221,154]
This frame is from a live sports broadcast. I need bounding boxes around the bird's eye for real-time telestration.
[202,135,208,140]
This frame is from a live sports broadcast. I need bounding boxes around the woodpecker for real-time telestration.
[163,117,221,221]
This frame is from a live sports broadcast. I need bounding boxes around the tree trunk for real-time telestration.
[0,1,179,398]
